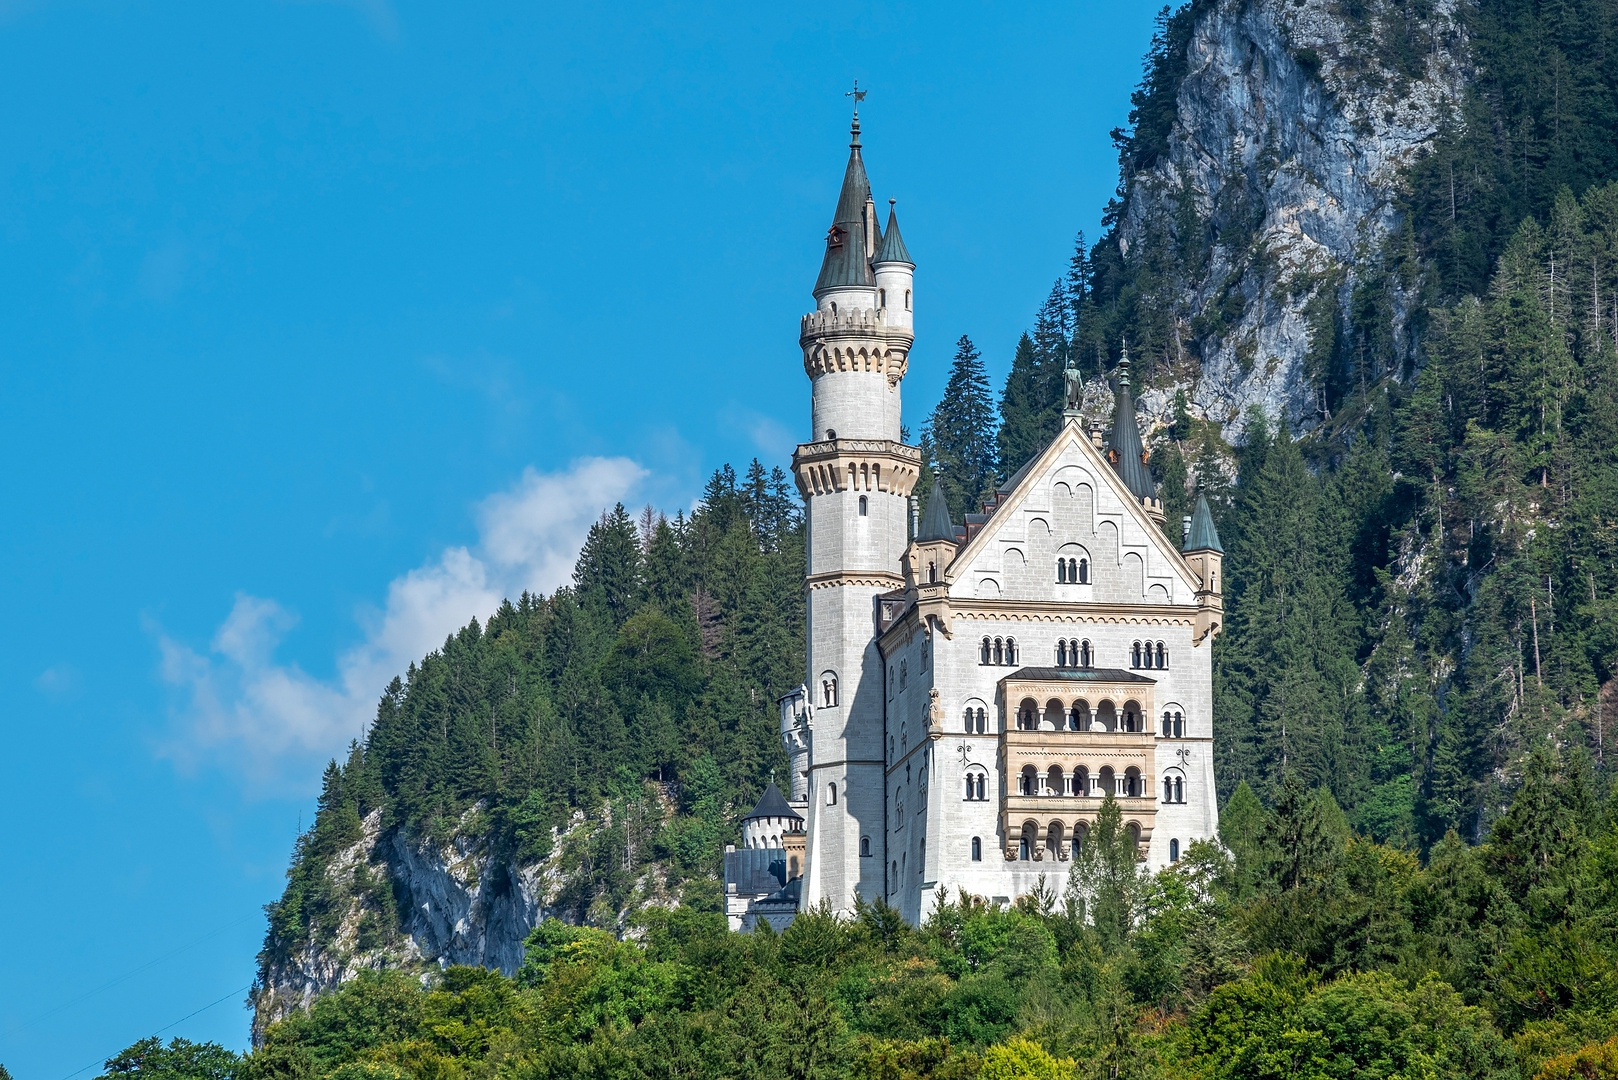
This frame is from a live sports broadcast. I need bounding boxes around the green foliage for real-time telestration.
[925,335,1000,523]
[259,461,804,974]
[97,1038,240,1080]
[251,754,1618,1080]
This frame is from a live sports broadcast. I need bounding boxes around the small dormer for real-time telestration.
[903,476,959,637]
[1183,493,1224,643]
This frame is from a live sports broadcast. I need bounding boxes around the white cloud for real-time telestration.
[156,457,646,789]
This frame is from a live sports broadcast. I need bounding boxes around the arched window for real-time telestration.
[830,301,838,314]
[1057,559,1068,583]
[993,638,1004,665]
[1018,836,1030,860]
[858,495,868,516]
[904,289,911,310]
[977,708,987,734]
[1131,641,1142,668]
[976,773,986,799]
[928,560,937,583]
[820,672,838,707]
[1170,838,1180,862]
[1068,703,1083,731]
[790,855,800,877]
[1163,776,1174,802]
[1175,776,1184,803]
[899,660,907,689]
[889,736,895,761]
[1157,642,1168,668]
[979,637,991,664]
[827,782,837,805]
[1073,767,1089,796]
[1079,558,1089,584]
[1071,831,1083,858]
[879,288,886,307]
[1162,711,1173,738]
[860,835,871,857]
[964,768,987,801]
[1057,640,1068,666]
[1080,640,1092,667]
[971,836,982,861]
[1005,637,1017,664]
[1068,558,1079,581]
[1174,711,1184,738]
[1019,765,1037,794]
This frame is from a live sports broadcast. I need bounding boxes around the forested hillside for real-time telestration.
[214,0,1618,1072]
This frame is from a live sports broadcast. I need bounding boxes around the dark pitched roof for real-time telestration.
[813,119,876,295]
[1185,492,1223,553]
[874,201,912,265]
[1003,667,1157,684]
[917,475,956,542]
[743,782,802,822]
[1109,359,1157,501]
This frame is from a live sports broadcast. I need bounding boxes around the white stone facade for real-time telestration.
[784,121,1223,926]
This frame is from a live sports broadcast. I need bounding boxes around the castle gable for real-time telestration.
[947,420,1197,607]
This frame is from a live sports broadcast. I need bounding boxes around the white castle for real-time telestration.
[726,111,1224,930]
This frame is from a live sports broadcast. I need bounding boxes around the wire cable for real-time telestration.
[55,983,252,1080]
[23,912,258,1027]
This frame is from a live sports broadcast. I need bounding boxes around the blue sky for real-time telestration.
[0,1,1160,1072]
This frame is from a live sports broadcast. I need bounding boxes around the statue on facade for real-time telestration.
[1063,358,1083,413]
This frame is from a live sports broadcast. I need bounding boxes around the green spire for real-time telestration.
[875,200,912,265]
[813,115,875,295]
[1109,348,1157,501]
[917,475,956,542]
[1184,492,1222,553]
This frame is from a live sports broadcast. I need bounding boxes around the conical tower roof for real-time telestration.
[813,116,876,295]
[875,200,912,265]
[743,782,802,822]
[917,475,956,542]
[1185,492,1223,553]
[1109,355,1157,501]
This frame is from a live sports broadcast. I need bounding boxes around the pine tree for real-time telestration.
[574,503,642,626]
[925,335,999,522]
[998,333,1046,479]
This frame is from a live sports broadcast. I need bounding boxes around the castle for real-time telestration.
[726,111,1224,930]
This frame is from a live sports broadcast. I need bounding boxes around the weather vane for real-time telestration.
[846,80,867,112]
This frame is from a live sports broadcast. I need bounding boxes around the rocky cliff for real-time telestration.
[1118,0,1468,436]
[252,801,678,1042]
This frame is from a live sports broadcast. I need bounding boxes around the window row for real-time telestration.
[1130,640,1168,669]
[972,638,1171,670]
[977,636,1020,666]
[1015,698,1146,732]
[971,833,1179,863]
[1055,639,1092,668]
[1056,557,1090,584]
[969,699,1188,736]
[1015,764,1161,798]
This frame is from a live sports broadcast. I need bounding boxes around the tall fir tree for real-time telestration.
[998,333,1046,479]
[924,335,999,523]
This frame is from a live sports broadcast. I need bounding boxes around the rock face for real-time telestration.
[251,805,661,1043]
[1121,0,1467,435]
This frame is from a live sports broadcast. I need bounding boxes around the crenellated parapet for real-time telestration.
[800,307,912,384]
[791,438,922,500]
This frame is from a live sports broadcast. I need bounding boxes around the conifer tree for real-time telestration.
[925,335,999,523]
[575,503,642,627]
[998,333,1046,479]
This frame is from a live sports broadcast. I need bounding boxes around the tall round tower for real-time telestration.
[792,111,920,914]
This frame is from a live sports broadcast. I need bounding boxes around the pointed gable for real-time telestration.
[943,418,1200,606]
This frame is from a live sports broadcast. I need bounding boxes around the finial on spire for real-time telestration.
[846,80,866,147]
[1118,338,1131,387]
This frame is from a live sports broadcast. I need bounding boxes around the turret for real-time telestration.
[872,200,914,335]
[1106,352,1164,528]
[903,475,958,637]
[793,107,919,916]
[1184,493,1224,643]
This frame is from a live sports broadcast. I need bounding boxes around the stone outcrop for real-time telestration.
[1120,0,1467,435]
[252,802,674,1043]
